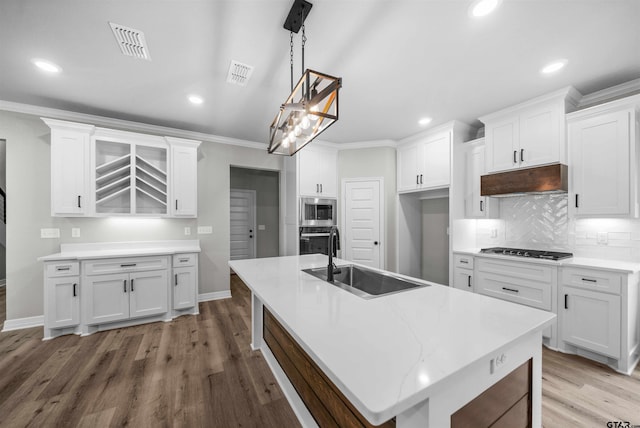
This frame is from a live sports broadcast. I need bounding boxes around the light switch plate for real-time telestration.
[184,227,191,236]
[197,226,213,234]
[71,228,81,238]
[258,225,266,231]
[41,228,60,239]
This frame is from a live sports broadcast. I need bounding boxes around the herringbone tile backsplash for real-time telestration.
[501,194,569,250]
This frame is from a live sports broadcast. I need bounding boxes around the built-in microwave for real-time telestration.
[300,197,337,227]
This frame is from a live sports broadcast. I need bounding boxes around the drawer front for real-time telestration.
[45,261,79,277]
[454,254,474,269]
[561,268,622,295]
[476,272,552,311]
[476,257,555,282]
[83,256,169,276]
[173,253,197,268]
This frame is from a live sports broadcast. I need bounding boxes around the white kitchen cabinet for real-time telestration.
[298,145,337,197]
[480,87,579,174]
[561,286,621,358]
[567,102,639,217]
[43,118,200,218]
[464,139,499,218]
[172,254,198,310]
[169,140,199,217]
[558,266,639,374]
[43,119,94,216]
[475,256,558,348]
[43,261,80,334]
[83,256,169,325]
[452,253,473,292]
[397,131,450,193]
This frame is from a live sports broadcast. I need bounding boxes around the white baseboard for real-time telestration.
[198,290,231,302]
[2,315,44,332]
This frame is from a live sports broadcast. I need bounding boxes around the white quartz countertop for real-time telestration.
[454,249,640,273]
[229,254,555,425]
[38,240,201,261]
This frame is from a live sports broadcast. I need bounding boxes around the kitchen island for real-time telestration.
[229,254,555,427]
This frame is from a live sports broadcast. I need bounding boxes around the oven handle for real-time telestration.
[301,233,331,237]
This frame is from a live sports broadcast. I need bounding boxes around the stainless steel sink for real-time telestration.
[302,264,429,299]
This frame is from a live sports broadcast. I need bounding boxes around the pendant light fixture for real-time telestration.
[268,0,342,156]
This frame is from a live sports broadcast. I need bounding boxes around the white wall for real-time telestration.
[337,146,397,272]
[0,109,282,321]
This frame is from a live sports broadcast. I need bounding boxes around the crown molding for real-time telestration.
[336,139,397,150]
[578,78,640,109]
[0,100,268,150]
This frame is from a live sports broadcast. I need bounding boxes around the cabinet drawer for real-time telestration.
[476,257,555,282]
[173,253,197,267]
[561,268,621,295]
[454,254,474,269]
[45,261,79,277]
[83,256,169,275]
[476,272,552,311]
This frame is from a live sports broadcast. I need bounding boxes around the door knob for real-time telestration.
[249,235,253,238]
[374,241,379,245]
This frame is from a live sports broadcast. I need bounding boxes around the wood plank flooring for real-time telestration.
[0,275,639,427]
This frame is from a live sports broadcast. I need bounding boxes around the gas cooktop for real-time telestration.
[479,247,573,261]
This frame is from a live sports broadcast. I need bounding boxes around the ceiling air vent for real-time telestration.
[226,60,254,87]
[109,22,151,60]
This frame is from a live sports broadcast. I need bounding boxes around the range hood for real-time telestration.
[480,164,568,197]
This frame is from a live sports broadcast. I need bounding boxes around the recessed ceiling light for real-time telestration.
[541,59,568,75]
[188,95,204,105]
[469,0,502,18]
[418,117,433,126]
[32,58,62,73]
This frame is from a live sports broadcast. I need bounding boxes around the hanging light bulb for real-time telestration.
[294,124,302,136]
[300,115,311,130]
[288,131,297,143]
[282,137,290,148]
[308,104,320,121]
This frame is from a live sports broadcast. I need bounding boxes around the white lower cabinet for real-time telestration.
[452,253,474,292]
[44,261,80,332]
[42,246,200,340]
[172,254,198,310]
[561,286,620,358]
[559,266,638,374]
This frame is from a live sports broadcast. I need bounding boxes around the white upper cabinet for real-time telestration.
[168,138,199,217]
[480,87,580,174]
[44,119,95,216]
[464,139,499,218]
[43,119,200,217]
[397,130,451,193]
[567,99,639,217]
[298,145,337,197]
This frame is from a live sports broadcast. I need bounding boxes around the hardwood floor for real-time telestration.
[0,275,638,427]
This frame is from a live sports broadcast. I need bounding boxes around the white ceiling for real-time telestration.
[1,0,639,144]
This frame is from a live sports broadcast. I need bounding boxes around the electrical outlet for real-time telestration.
[491,228,498,238]
[71,228,81,238]
[597,232,608,245]
[197,226,213,234]
[184,227,191,236]
[490,353,507,374]
[41,228,60,239]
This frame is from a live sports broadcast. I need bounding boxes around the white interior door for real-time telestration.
[230,189,256,260]
[343,179,382,268]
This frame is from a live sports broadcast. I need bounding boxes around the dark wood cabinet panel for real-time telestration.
[264,308,395,428]
[451,359,532,428]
